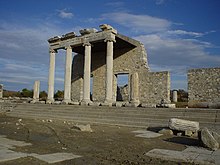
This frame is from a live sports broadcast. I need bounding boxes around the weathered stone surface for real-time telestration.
[139,71,171,104]
[141,103,156,108]
[72,124,93,132]
[33,81,40,102]
[188,67,220,108]
[160,103,176,108]
[212,131,220,144]
[158,128,173,135]
[0,84,3,99]
[172,90,178,102]
[200,127,219,151]
[168,118,199,132]
[79,28,97,35]
[47,24,170,105]
[185,130,193,137]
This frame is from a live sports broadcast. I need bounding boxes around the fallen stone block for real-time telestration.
[212,131,220,144]
[72,124,93,132]
[141,103,156,108]
[158,128,173,135]
[168,118,199,132]
[200,127,219,151]
[185,130,193,137]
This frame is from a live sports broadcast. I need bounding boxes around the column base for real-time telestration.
[81,99,91,106]
[46,98,54,104]
[62,99,71,104]
[30,99,39,104]
[101,100,113,107]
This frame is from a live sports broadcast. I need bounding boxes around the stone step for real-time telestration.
[9,103,220,113]
[11,108,218,123]
[7,112,168,128]
[13,104,219,116]
[3,103,220,128]
[13,105,219,119]
[9,108,220,126]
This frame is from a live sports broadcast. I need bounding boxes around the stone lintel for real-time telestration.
[49,31,115,50]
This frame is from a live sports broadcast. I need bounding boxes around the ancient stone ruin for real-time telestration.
[47,24,170,106]
[188,67,220,108]
[0,84,3,99]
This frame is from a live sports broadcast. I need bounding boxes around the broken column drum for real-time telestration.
[33,81,40,101]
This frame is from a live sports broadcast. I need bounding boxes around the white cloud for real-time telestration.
[167,30,204,37]
[135,34,220,73]
[101,12,171,33]
[58,10,73,19]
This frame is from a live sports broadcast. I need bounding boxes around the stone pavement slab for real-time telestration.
[0,149,28,163]
[132,130,163,138]
[0,135,82,163]
[145,146,220,165]
[31,153,82,164]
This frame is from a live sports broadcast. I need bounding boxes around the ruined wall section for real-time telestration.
[71,54,84,101]
[188,67,220,105]
[139,71,170,104]
[92,44,149,102]
[71,43,149,102]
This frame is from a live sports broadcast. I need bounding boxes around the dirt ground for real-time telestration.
[0,113,199,165]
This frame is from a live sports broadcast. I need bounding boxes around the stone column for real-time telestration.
[33,81,40,102]
[0,84,3,99]
[47,49,56,104]
[63,46,73,104]
[82,42,91,104]
[130,72,140,107]
[172,90,178,102]
[104,38,115,104]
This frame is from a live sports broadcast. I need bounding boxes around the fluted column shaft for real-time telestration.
[82,42,91,104]
[63,46,73,103]
[33,80,40,101]
[105,39,115,103]
[47,49,56,103]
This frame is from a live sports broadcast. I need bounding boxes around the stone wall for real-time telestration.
[71,34,170,105]
[188,67,220,106]
[71,43,149,102]
[139,71,171,104]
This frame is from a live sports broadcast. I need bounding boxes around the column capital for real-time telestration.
[104,37,116,43]
[49,49,57,53]
[83,42,91,47]
[65,45,72,50]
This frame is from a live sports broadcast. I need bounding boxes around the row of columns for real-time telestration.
[47,37,115,104]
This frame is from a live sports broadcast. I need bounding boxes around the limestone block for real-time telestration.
[115,102,123,107]
[99,24,117,34]
[212,131,220,144]
[158,128,173,135]
[100,102,112,107]
[185,130,193,137]
[200,127,219,151]
[72,124,93,132]
[168,118,199,132]
[79,28,97,35]
[69,101,80,105]
[89,102,100,106]
[53,101,61,105]
[141,103,156,108]
[162,104,176,108]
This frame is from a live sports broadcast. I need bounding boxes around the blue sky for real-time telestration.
[0,0,220,92]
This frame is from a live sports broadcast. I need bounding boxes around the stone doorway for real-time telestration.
[115,73,129,102]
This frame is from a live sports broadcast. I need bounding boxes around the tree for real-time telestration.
[20,88,33,97]
[39,91,47,101]
[54,90,64,100]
